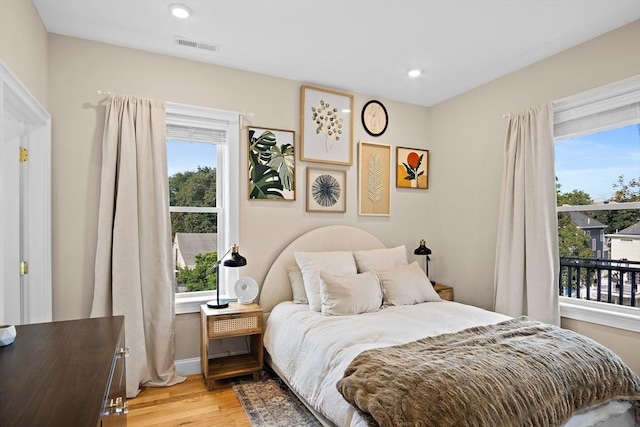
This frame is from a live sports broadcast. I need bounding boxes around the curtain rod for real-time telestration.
[97,90,138,97]
[99,90,253,125]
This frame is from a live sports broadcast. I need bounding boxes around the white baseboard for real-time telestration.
[175,357,201,376]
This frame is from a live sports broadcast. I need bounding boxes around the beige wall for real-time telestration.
[0,0,48,106]
[561,318,640,374]
[426,21,640,373]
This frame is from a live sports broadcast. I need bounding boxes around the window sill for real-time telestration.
[559,296,640,333]
[175,294,237,315]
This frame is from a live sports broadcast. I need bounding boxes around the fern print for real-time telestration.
[367,152,383,208]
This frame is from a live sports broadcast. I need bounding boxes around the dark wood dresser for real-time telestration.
[0,316,127,426]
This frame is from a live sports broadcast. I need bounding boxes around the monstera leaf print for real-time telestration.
[268,143,295,191]
[248,129,295,199]
[250,129,277,164]
[249,150,284,199]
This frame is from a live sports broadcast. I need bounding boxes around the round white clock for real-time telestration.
[234,277,259,304]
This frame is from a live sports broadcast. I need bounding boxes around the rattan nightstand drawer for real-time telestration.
[208,311,262,338]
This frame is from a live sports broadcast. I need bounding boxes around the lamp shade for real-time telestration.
[224,245,247,267]
[414,239,432,256]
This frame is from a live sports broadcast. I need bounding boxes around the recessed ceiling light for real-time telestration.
[170,4,191,19]
[408,69,422,78]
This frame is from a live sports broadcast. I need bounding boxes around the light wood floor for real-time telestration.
[127,374,252,426]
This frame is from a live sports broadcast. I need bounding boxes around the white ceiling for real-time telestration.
[33,0,640,107]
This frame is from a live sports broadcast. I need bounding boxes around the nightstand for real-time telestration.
[200,302,263,390]
[434,284,454,301]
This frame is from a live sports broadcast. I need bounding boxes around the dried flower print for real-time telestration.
[311,100,343,153]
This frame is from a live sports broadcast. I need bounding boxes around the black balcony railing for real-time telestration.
[559,256,640,307]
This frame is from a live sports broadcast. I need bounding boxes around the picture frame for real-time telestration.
[300,85,354,165]
[248,126,295,200]
[306,167,346,213]
[358,141,391,216]
[396,146,429,189]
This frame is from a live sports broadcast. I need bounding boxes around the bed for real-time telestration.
[259,225,640,427]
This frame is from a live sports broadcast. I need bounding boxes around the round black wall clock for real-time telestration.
[361,100,388,137]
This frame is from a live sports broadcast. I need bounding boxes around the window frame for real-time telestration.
[553,75,640,332]
[166,102,241,314]
[557,202,640,332]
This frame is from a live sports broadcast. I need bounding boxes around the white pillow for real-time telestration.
[320,271,382,316]
[377,261,441,306]
[353,245,408,273]
[286,265,308,304]
[294,251,357,311]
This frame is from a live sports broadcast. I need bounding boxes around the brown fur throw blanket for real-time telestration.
[337,317,640,427]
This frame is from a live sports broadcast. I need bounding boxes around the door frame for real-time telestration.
[0,60,52,324]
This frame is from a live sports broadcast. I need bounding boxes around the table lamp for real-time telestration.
[206,245,247,309]
[414,239,432,279]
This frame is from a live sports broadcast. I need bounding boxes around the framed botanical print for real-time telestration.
[248,126,295,200]
[358,141,391,216]
[396,147,428,189]
[306,167,346,213]
[300,85,354,165]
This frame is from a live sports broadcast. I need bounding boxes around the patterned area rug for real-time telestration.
[231,368,323,427]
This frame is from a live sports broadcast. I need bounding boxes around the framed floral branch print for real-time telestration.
[358,141,391,216]
[248,127,295,200]
[396,146,429,189]
[300,85,354,165]
[306,167,346,213]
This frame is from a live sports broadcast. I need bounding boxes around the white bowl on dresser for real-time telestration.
[0,325,16,346]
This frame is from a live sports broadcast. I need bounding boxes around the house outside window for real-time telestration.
[553,75,640,332]
[166,103,240,314]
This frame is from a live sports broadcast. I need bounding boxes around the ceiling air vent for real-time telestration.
[174,36,220,53]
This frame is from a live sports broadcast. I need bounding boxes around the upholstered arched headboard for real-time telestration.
[258,225,385,320]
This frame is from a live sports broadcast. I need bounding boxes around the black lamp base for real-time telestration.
[206,300,229,309]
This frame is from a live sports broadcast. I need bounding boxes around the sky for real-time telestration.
[167,140,217,176]
[555,124,640,203]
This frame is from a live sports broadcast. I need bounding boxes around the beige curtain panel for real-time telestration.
[494,103,560,326]
[91,95,185,397]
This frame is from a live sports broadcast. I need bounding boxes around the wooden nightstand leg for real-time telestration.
[208,377,231,390]
[252,372,259,382]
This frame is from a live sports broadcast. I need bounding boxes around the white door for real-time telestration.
[0,61,52,325]
[1,116,21,323]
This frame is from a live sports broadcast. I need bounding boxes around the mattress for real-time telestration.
[263,300,636,427]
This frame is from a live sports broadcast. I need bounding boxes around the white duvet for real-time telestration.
[263,300,635,427]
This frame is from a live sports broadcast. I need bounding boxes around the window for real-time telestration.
[553,75,640,332]
[166,103,240,314]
